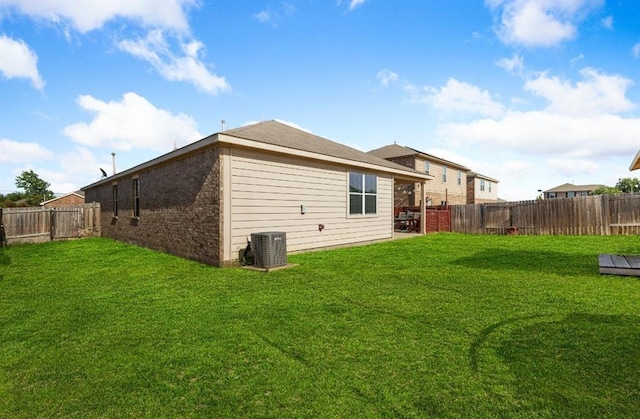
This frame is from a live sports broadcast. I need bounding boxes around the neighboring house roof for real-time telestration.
[544,183,605,193]
[467,171,499,183]
[39,191,85,206]
[630,149,640,171]
[83,120,432,190]
[368,143,470,171]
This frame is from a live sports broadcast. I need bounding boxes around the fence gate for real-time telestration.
[51,207,84,239]
[1,204,100,245]
[425,207,451,233]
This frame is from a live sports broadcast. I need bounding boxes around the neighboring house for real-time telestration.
[466,172,499,204]
[542,183,605,199]
[368,144,470,206]
[40,191,85,207]
[82,121,432,267]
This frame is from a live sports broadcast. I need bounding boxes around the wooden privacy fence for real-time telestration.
[451,194,640,236]
[0,203,101,246]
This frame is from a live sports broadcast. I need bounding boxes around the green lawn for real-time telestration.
[1,234,640,418]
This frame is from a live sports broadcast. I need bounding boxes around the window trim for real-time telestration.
[112,184,118,217]
[442,166,447,183]
[457,170,462,186]
[348,172,378,217]
[480,179,485,192]
[424,161,430,175]
[132,177,140,218]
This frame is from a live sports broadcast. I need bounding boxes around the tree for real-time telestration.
[615,177,640,194]
[591,186,620,195]
[15,170,54,205]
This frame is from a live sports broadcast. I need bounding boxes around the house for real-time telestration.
[82,120,432,267]
[367,144,470,206]
[542,183,605,199]
[466,172,499,204]
[40,191,85,207]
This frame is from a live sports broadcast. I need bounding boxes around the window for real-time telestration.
[567,191,576,198]
[480,179,485,191]
[442,166,447,183]
[457,170,462,186]
[132,178,140,217]
[349,173,377,215]
[489,182,492,193]
[424,161,430,174]
[581,191,588,196]
[112,185,118,216]
[548,192,556,198]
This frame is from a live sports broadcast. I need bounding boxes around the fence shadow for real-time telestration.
[453,248,596,276]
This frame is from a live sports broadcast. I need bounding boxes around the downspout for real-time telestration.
[420,181,427,234]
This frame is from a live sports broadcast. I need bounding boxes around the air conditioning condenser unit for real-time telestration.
[250,232,287,268]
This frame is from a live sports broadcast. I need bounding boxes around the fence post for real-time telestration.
[602,194,611,236]
[0,208,5,247]
[49,208,55,241]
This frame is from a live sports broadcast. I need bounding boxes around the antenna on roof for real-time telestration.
[221,120,226,131]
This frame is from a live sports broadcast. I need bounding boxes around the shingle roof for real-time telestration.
[467,171,499,183]
[544,183,605,193]
[366,144,416,159]
[368,143,470,171]
[223,120,426,175]
[82,120,429,190]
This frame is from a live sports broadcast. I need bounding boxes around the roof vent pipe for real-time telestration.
[111,152,116,175]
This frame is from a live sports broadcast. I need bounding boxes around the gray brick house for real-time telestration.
[82,121,431,266]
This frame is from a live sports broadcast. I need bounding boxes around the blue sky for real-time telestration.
[1,0,639,201]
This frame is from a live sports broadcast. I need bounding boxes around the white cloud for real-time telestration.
[348,0,366,10]
[437,111,640,159]
[63,92,202,152]
[254,10,277,26]
[0,0,196,33]
[410,78,505,118]
[547,158,599,176]
[487,0,603,47]
[632,43,640,58]
[376,69,398,86]
[253,3,295,26]
[496,54,524,74]
[601,15,613,29]
[0,35,45,89]
[0,138,53,162]
[524,68,635,116]
[118,30,230,95]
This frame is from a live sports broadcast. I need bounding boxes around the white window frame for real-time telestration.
[348,172,377,216]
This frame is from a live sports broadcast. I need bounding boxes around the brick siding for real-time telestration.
[84,146,222,266]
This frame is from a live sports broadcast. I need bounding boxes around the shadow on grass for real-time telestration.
[453,248,596,276]
[0,247,9,280]
[479,313,640,415]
